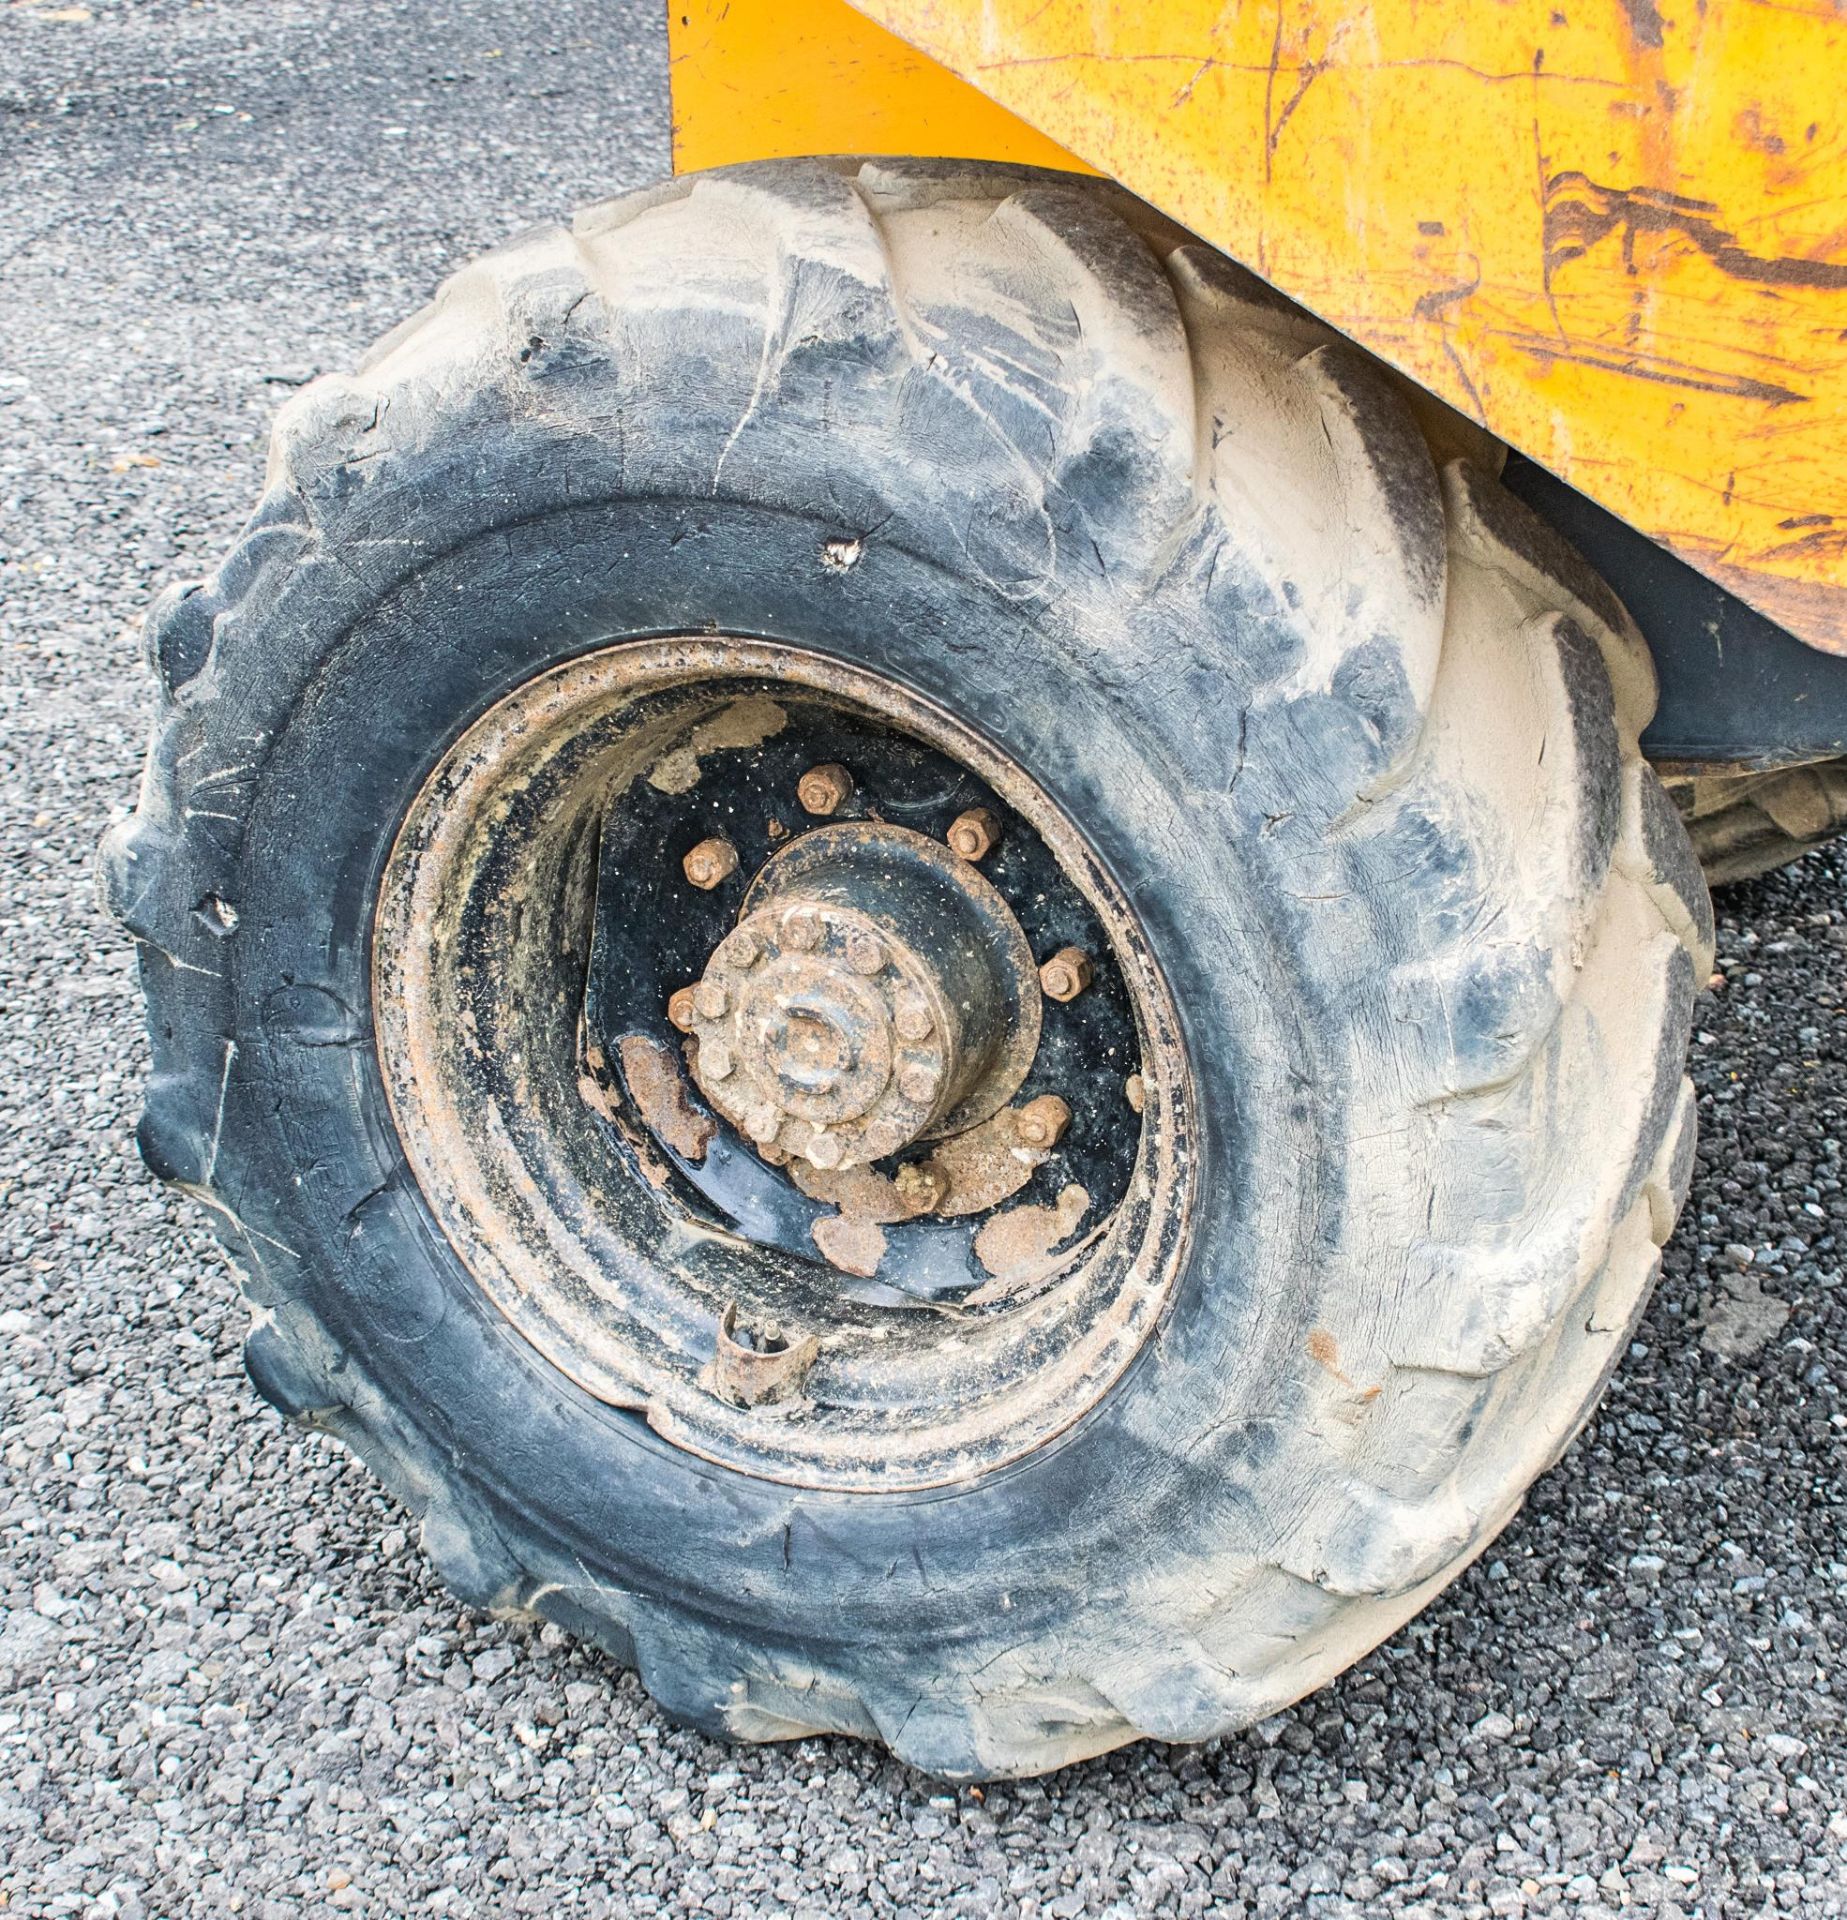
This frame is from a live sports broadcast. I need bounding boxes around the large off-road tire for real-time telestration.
[1667,759,1847,887]
[104,159,1713,1779]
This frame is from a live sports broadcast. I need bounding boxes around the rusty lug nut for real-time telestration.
[893,1160,945,1214]
[1039,946,1093,1003]
[797,762,854,817]
[666,986,699,1033]
[846,930,886,976]
[700,1039,735,1081]
[693,979,729,1020]
[806,1130,844,1170]
[946,807,1001,862]
[782,908,823,952]
[898,1063,941,1106]
[1015,1094,1072,1150]
[894,997,934,1042]
[682,836,739,891]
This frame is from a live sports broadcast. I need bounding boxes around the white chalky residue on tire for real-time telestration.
[102,156,1715,1779]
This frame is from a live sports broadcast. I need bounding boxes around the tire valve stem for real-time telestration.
[1038,946,1093,1003]
[710,1302,818,1408]
[947,807,1001,862]
[683,836,739,890]
[797,763,854,816]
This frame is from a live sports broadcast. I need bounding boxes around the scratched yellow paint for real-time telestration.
[847,0,1847,652]
[670,0,1847,655]
[668,0,1090,178]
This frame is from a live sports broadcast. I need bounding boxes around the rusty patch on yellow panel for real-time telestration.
[828,0,1847,654]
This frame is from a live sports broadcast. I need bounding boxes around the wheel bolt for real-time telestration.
[782,909,822,952]
[694,979,728,1019]
[806,1130,844,1170]
[894,997,934,1041]
[946,807,1001,862]
[683,836,739,890]
[1039,946,1093,1003]
[846,931,885,975]
[746,1103,783,1144]
[894,1161,945,1213]
[898,1063,940,1106]
[1015,1094,1071,1149]
[666,986,698,1033]
[701,1040,735,1081]
[797,762,854,816]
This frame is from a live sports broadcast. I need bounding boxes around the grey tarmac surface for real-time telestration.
[0,3,1843,1915]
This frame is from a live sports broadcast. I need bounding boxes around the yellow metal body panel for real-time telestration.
[668,0,1090,176]
[669,0,1847,656]
[852,0,1847,654]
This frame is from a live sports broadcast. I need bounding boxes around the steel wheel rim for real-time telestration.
[373,636,1194,1491]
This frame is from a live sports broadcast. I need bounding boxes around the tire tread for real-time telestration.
[110,158,1705,1777]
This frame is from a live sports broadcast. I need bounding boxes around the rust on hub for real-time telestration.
[685,822,1041,1172]
[688,893,956,1169]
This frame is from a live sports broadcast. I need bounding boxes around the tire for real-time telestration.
[1666,759,1847,887]
[103,158,1714,1779]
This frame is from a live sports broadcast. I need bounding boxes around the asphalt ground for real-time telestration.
[0,3,1842,1914]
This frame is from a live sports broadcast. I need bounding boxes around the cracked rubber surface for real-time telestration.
[102,158,1712,1779]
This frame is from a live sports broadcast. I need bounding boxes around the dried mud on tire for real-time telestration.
[104,158,1712,1778]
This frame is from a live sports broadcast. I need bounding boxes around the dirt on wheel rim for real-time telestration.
[372,635,1196,1492]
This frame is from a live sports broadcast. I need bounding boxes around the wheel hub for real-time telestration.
[686,823,1040,1171]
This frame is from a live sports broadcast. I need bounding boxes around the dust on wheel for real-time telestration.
[104,157,1713,1778]
[374,636,1191,1490]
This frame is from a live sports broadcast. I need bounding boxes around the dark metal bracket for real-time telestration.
[1501,454,1847,771]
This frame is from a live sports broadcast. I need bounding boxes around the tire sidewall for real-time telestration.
[228,459,1334,1688]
